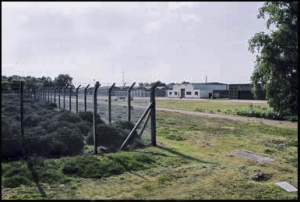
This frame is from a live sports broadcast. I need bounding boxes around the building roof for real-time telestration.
[192,82,228,85]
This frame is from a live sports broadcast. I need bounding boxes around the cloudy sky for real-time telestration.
[2,2,269,86]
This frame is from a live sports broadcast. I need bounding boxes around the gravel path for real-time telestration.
[60,97,298,129]
[155,107,298,129]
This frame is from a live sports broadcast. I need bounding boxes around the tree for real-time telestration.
[41,76,53,88]
[24,76,40,96]
[150,80,166,86]
[248,1,298,116]
[2,80,10,92]
[53,74,73,88]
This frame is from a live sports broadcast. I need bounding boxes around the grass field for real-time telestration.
[2,98,298,199]
[55,96,270,117]
[155,98,270,115]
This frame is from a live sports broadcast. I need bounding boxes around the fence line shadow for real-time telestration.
[156,145,219,165]
[26,158,47,199]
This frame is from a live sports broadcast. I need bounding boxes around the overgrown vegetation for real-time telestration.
[2,95,146,160]
[235,104,298,121]
[1,94,298,200]
[155,99,298,121]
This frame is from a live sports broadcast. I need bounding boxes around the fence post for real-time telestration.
[37,89,39,100]
[20,81,26,159]
[84,84,90,112]
[76,85,81,114]
[150,81,160,146]
[47,87,51,102]
[58,87,61,109]
[93,82,101,154]
[63,86,66,110]
[53,88,56,104]
[108,83,116,123]
[50,88,53,103]
[127,82,136,122]
[69,86,72,112]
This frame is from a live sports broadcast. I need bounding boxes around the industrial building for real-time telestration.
[167,82,228,99]
[228,83,266,100]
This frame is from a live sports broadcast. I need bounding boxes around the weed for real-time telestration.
[158,175,173,185]
[133,192,145,199]
[142,184,155,191]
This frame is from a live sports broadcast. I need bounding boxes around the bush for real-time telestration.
[24,126,48,155]
[23,114,40,128]
[112,120,138,140]
[2,176,32,188]
[235,106,285,120]
[78,111,106,124]
[77,121,92,136]
[40,120,61,134]
[85,121,146,152]
[2,105,19,115]
[57,111,82,123]
[45,102,57,110]
[2,165,33,188]
[40,126,84,158]
[1,117,20,139]
[86,124,124,152]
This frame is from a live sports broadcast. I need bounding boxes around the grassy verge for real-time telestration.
[2,110,297,200]
[155,99,297,121]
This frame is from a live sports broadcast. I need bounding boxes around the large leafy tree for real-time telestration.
[248,1,298,116]
[53,74,73,88]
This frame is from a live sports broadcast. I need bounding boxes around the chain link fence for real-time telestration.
[2,81,159,160]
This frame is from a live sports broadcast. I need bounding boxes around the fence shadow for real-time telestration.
[107,156,148,180]
[156,145,218,165]
[26,158,47,199]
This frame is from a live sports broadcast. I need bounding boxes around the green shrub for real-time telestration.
[2,176,32,188]
[284,116,298,122]
[40,127,84,158]
[78,111,106,124]
[235,106,285,120]
[1,116,20,139]
[57,111,82,123]
[2,105,19,115]
[86,124,123,152]
[23,114,40,128]
[2,166,33,188]
[158,175,172,185]
[45,102,57,110]
[77,121,92,136]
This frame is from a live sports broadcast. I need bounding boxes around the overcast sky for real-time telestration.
[2,2,269,86]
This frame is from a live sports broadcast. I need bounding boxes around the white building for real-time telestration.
[167,82,228,99]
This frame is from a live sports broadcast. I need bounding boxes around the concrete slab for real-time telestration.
[232,151,275,162]
[275,181,298,192]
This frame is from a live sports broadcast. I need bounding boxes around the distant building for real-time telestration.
[228,83,266,100]
[167,82,228,99]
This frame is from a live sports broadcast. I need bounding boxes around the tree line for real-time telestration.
[2,74,73,94]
